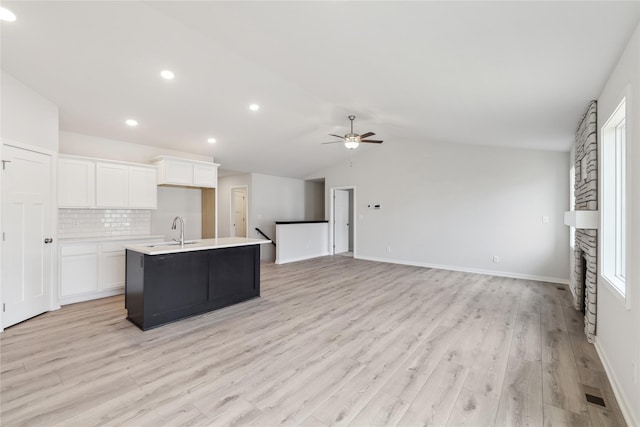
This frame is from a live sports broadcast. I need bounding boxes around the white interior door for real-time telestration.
[334,189,349,254]
[1,145,53,328]
[232,189,247,237]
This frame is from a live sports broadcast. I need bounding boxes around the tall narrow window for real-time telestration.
[602,97,626,298]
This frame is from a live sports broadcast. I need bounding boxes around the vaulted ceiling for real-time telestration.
[1,1,638,177]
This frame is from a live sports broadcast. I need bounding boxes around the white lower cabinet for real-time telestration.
[60,244,99,297]
[59,237,163,305]
[101,243,127,291]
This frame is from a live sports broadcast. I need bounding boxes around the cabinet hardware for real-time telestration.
[44,238,53,244]
[3,303,5,313]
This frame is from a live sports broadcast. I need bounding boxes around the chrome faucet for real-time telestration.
[171,216,185,247]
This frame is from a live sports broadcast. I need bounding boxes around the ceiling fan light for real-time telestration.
[344,141,359,150]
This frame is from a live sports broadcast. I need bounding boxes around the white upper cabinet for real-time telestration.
[193,163,217,187]
[58,155,157,209]
[153,156,219,188]
[163,159,193,185]
[58,158,96,207]
[128,166,157,209]
[96,162,129,207]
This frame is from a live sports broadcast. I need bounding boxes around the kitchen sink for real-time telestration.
[145,240,201,248]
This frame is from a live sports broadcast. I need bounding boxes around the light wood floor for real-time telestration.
[1,256,627,426]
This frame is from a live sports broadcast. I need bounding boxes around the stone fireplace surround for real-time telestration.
[571,101,598,343]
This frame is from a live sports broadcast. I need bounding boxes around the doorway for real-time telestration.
[331,187,355,257]
[230,186,248,238]
[1,143,55,328]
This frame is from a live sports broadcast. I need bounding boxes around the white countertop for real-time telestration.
[124,237,271,255]
[59,234,166,244]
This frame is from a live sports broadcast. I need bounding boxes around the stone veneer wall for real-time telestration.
[573,101,598,342]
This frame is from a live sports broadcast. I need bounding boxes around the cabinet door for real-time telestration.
[193,163,217,188]
[164,160,193,185]
[128,166,157,209]
[145,252,210,322]
[96,163,129,208]
[58,158,95,207]
[209,245,258,307]
[60,244,99,296]
[102,250,126,290]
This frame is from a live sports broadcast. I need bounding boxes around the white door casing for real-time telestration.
[334,189,349,254]
[1,145,53,328]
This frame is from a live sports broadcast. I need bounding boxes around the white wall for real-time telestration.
[275,222,329,264]
[595,23,640,427]
[1,70,59,151]
[150,186,202,241]
[217,174,252,238]
[218,173,326,261]
[311,139,570,283]
[304,180,325,220]
[251,173,306,261]
[59,131,211,164]
[0,70,61,330]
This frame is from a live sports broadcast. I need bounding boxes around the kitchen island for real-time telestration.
[124,237,270,330]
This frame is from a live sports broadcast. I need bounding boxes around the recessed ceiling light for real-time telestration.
[160,70,175,80]
[0,7,16,22]
[125,119,138,127]
[249,104,260,111]
[207,138,216,144]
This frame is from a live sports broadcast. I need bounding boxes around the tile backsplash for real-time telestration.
[58,209,151,239]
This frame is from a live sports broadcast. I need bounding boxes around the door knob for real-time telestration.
[44,238,53,244]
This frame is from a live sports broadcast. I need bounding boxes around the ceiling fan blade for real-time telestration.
[328,134,345,139]
[359,132,375,139]
[322,141,342,144]
[361,140,383,144]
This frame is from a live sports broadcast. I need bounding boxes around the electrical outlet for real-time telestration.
[493,256,499,263]
[386,246,391,253]
[542,215,549,223]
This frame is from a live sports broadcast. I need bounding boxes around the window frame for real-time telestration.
[600,95,628,307]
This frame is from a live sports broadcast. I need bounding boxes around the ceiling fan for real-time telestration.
[323,115,383,149]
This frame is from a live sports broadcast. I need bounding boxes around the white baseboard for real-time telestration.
[276,252,330,265]
[59,288,123,306]
[355,255,570,285]
[594,339,639,427]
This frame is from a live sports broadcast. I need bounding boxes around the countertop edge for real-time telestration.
[59,235,166,244]
[125,238,271,256]
[275,220,328,224]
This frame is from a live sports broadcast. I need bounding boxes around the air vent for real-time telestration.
[585,393,606,407]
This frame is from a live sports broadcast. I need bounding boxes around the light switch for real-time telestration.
[542,216,549,223]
